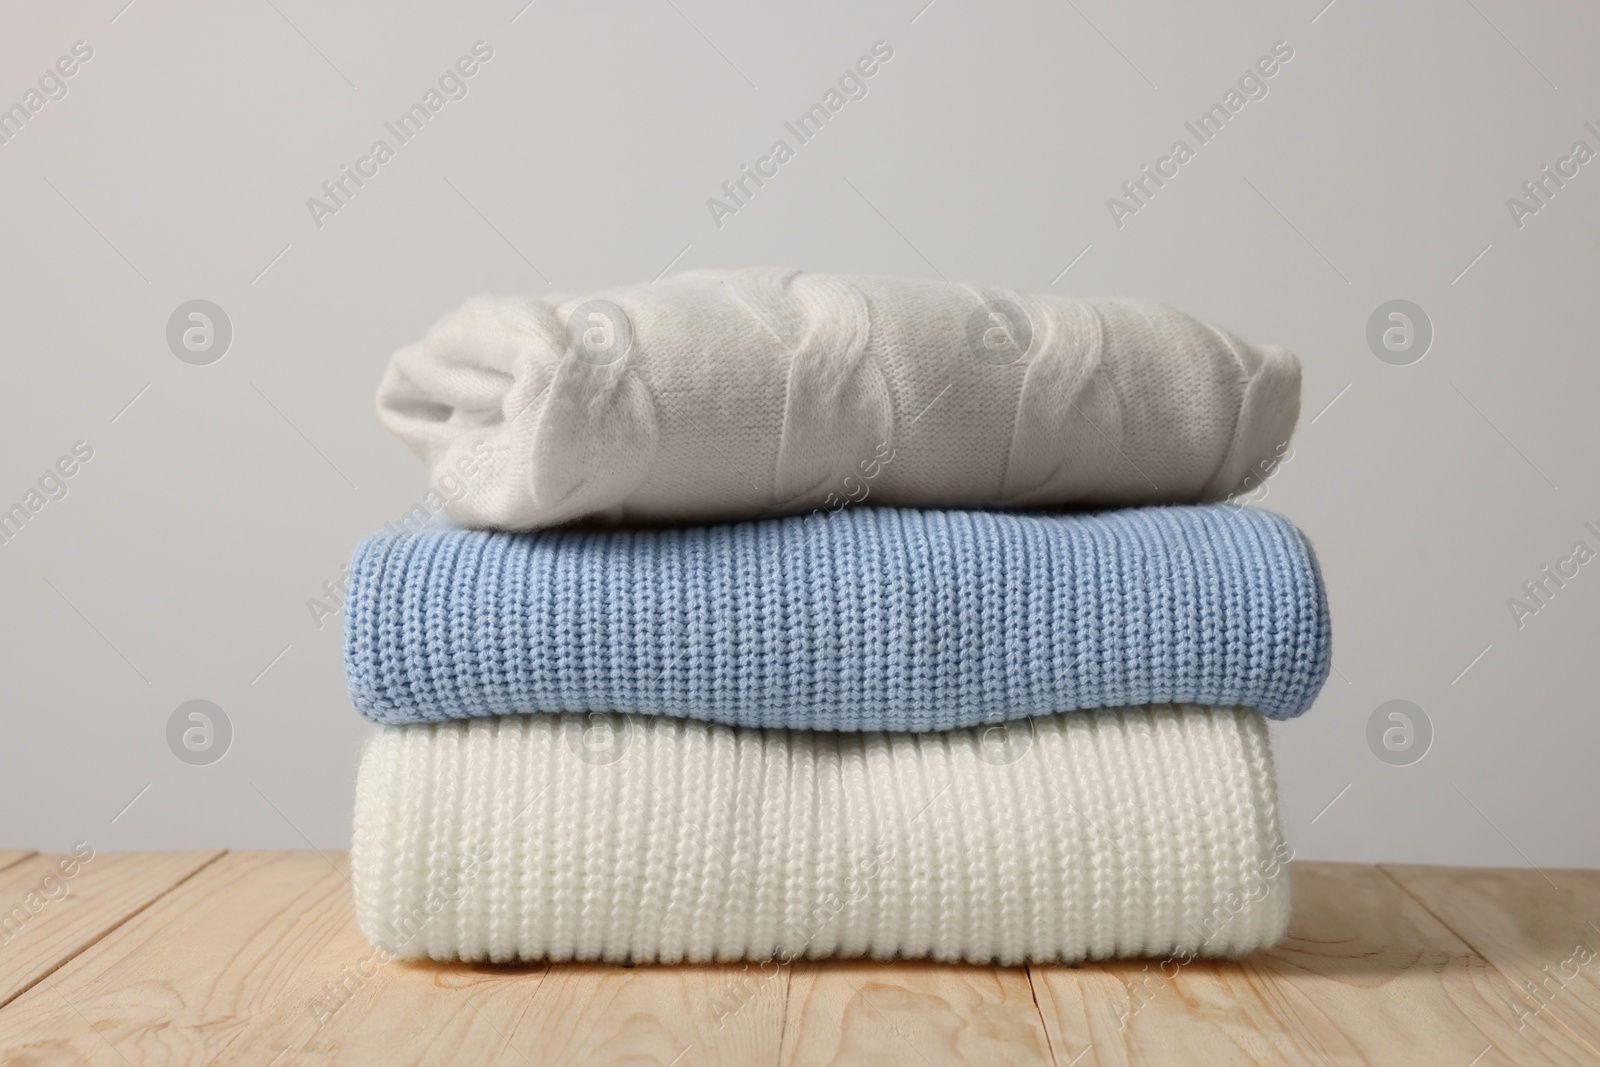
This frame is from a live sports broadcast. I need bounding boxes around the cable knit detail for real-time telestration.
[731,270,892,511]
[375,269,1302,528]
[344,504,1331,728]
[350,706,1292,965]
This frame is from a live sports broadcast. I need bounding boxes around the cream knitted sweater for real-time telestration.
[376,269,1301,528]
[351,706,1291,965]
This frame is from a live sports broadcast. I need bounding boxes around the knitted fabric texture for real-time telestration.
[350,706,1292,965]
[345,504,1331,729]
[376,268,1301,528]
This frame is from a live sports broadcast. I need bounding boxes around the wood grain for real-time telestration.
[274,881,787,1065]
[291,953,787,1065]
[0,851,350,1065]
[0,851,785,1067]
[1030,862,1600,1066]
[781,960,1054,1066]
[0,856,1597,1066]
[0,850,37,875]
[1386,864,1600,1058]
[469,961,787,1067]
[0,849,222,1010]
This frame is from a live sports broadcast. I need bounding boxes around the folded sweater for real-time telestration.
[345,504,1330,730]
[376,269,1301,528]
[350,705,1292,965]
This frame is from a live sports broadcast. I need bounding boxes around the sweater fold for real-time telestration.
[351,706,1293,965]
[345,504,1331,730]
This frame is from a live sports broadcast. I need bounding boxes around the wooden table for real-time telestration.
[0,851,1596,1064]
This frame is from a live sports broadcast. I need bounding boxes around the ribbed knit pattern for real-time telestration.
[345,504,1330,729]
[350,706,1291,965]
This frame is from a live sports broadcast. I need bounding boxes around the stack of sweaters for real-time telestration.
[344,269,1329,966]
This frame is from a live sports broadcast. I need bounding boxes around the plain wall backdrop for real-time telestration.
[1,0,1596,867]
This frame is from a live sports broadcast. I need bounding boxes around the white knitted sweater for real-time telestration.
[351,706,1291,965]
[376,269,1301,528]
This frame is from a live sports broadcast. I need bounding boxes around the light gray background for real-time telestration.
[1,0,1595,867]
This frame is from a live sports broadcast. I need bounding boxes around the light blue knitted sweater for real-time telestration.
[344,505,1330,730]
